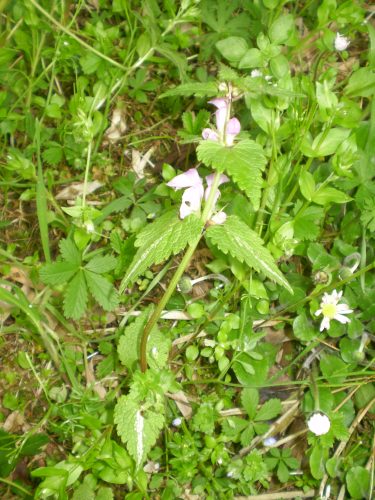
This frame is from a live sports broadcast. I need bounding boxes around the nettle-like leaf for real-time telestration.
[118,308,171,371]
[120,211,203,292]
[197,139,266,210]
[206,215,292,292]
[114,396,164,468]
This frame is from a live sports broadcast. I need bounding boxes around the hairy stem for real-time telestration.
[140,172,223,372]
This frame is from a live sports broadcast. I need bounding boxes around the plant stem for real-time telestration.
[82,140,93,210]
[140,172,223,372]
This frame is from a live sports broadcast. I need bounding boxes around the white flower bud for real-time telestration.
[172,417,182,427]
[307,411,331,436]
[334,33,350,51]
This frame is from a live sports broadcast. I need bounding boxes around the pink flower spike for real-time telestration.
[179,185,204,219]
[167,168,202,190]
[202,128,219,141]
[215,107,227,135]
[208,98,228,109]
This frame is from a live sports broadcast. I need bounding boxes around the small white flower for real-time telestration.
[334,33,350,51]
[251,69,262,78]
[217,457,223,465]
[210,211,227,225]
[315,289,353,331]
[263,436,277,447]
[172,417,182,427]
[84,221,95,234]
[227,471,234,478]
[307,411,331,436]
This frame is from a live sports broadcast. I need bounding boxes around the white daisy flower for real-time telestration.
[307,411,331,436]
[315,289,353,331]
[334,33,350,51]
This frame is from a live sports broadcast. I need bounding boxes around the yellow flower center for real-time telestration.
[322,303,337,319]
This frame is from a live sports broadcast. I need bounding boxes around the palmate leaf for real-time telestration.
[196,139,267,209]
[59,238,81,265]
[206,215,292,292]
[254,398,282,422]
[85,255,117,274]
[120,212,203,292]
[39,262,78,286]
[63,269,88,320]
[114,396,165,468]
[84,270,119,311]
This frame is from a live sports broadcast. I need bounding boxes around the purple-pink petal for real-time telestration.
[167,168,202,190]
[202,128,219,141]
[179,184,204,219]
[206,173,229,188]
[208,98,228,109]
[226,117,241,136]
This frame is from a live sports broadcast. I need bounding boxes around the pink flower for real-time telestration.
[202,98,241,146]
[167,169,228,221]
[167,168,204,219]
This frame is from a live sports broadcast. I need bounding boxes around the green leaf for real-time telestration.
[63,270,88,320]
[238,48,263,69]
[346,466,371,499]
[320,355,348,384]
[310,128,351,157]
[240,425,255,446]
[59,239,81,265]
[39,262,78,286]
[294,206,323,241]
[84,270,119,311]
[85,255,117,274]
[269,14,295,45]
[293,312,316,341]
[277,461,290,483]
[206,216,292,292]
[309,444,326,480]
[312,186,352,205]
[215,36,248,63]
[118,308,170,371]
[159,82,218,98]
[254,398,281,421]
[345,68,375,98]
[299,171,315,201]
[114,396,165,468]
[241,388,259,420]
[197,140,267,210]
[120,212,203,291]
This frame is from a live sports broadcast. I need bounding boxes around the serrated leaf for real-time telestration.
[118,308,170,371]
[84,270,119,311]
[114,396,164,468]
[159,82,218,98]
[63,269,88,319]
[206,216,292,292]
[85,255,117,274]
[59,238,81,265]
[39,262,78,286]
[241,388,259,419]
[120,212,203,291]
[240,425,255,446]
[196,139,266,209]
[254,398,282,421]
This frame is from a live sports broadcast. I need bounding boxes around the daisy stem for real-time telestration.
[311,362,320,412]
[139,172,223,372]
